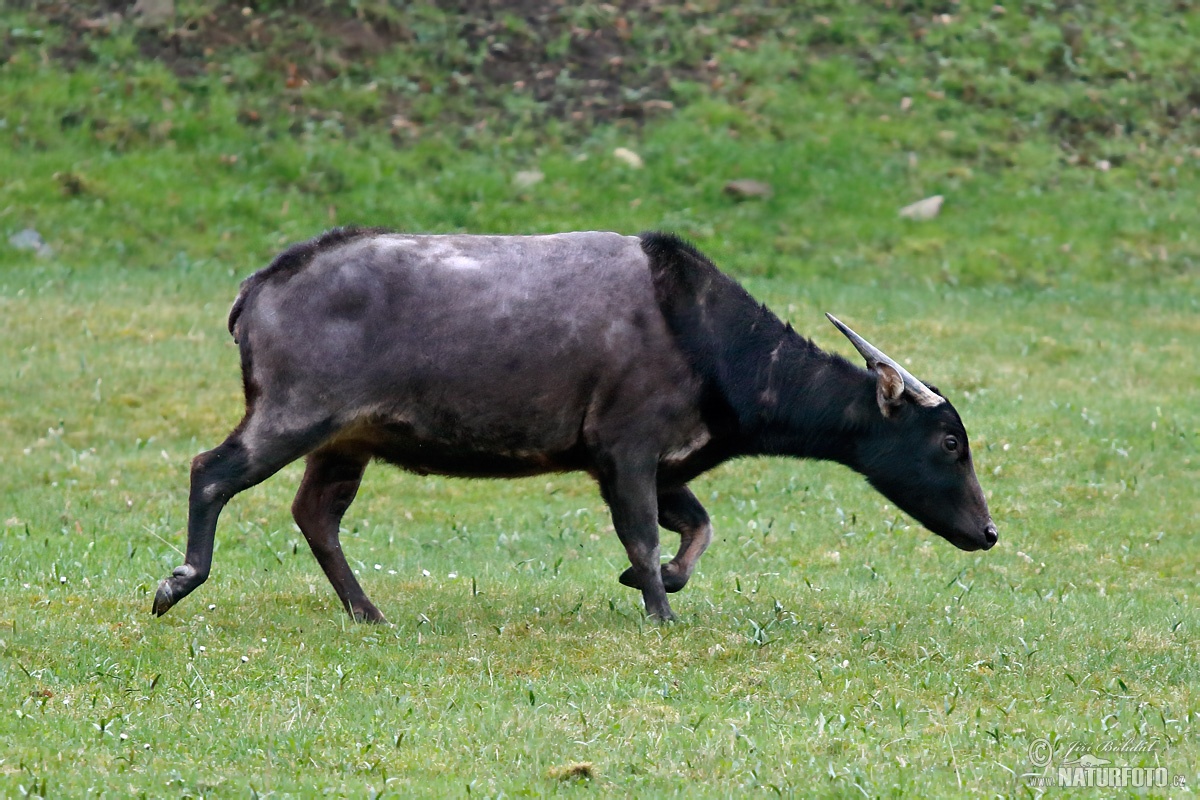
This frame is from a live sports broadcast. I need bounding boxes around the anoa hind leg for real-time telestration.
[291,449,385,623]
[152,412,333,618]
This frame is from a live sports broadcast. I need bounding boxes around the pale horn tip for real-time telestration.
[824,312,849,334]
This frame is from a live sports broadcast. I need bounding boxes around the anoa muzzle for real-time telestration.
[154,228,996,623]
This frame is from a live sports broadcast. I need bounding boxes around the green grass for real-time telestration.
[2,2,1199,796]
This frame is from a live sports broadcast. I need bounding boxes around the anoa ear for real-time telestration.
[875,363,906,417]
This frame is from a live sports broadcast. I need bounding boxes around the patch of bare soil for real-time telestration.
[15,1,773,133]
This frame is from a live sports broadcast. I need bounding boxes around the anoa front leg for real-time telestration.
[619,485,712,594]
[596,454,673,621]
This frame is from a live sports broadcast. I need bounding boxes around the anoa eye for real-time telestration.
[943,435,959,453]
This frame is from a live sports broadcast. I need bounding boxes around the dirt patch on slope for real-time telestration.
[13,1,776,133]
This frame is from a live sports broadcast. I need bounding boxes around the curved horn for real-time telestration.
[825,313,945,408]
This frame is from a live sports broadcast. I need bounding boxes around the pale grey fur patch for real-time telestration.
[663,428,712,465]
[443,254,482,270]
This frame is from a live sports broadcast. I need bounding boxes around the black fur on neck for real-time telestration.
[640,231,877,467]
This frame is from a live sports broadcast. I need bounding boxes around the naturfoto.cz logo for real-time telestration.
[1022,736,1186,789]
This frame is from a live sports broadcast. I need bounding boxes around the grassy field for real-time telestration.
[2,2,1198,796]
